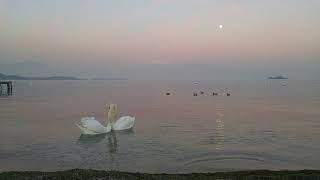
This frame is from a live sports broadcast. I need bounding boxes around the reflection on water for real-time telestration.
[1,80,320,173]
[77,130,134,154]
[78,134,107,144]
[107,132,118,153]
[215,108,225,150]
[75,130,135,171]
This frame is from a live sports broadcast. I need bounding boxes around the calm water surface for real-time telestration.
[0,80,320,173]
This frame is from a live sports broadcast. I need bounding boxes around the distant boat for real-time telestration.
[268,75,288,80]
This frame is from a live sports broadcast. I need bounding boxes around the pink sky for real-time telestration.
[0,0,319,68]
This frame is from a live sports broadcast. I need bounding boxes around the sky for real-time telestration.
[0,0,320,79]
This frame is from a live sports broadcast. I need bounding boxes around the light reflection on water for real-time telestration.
[0,80,320,173]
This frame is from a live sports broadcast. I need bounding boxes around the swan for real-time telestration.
[76,104,135,135]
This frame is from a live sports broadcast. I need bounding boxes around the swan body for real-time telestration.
[112,116,135,130]
[76,104,135,135]
[76,117,111,134]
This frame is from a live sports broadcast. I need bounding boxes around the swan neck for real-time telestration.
[107,112,112,125]
[107,114,112,125]
[107,105,118,124]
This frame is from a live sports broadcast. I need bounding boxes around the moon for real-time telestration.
[219,24,223,29]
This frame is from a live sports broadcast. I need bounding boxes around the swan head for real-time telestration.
[107,104,118,122]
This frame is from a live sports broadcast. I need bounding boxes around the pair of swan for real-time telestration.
[76,104,135,134]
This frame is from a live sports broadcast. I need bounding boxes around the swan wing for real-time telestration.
[77,117,110,134]
[76,123,100,135]
[112,116,135,130]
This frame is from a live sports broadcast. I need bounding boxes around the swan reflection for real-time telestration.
[107,132,117,153]
[77,129,134,154]
[78,134,107,144]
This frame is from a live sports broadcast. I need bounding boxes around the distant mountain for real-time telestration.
[91,77,128,80]
[0,73,84,80]
[268,75,288,79]
[0,73,28,80]
[32,76,86,80]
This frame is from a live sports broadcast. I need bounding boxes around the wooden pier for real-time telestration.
[0,81,13,96]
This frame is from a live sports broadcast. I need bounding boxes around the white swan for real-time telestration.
[76,104,135,135]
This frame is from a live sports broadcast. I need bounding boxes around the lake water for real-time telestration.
[0,80,320,173]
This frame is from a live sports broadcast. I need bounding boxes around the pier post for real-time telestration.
[7,83,10,95]
[10,82,13,95]
[8,83,11,95]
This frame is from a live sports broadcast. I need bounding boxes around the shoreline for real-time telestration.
[1,169,320,180]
